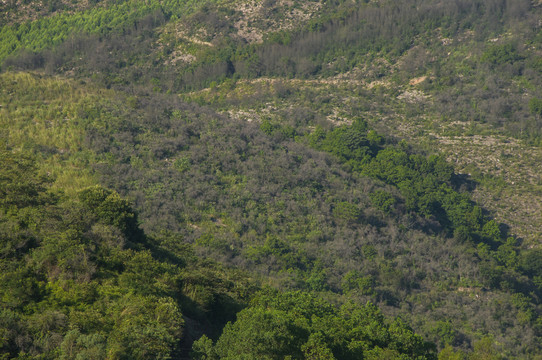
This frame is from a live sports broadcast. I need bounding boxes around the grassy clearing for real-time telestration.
[0,72,116,194]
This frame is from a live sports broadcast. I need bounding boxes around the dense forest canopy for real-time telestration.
[2,0,542,358]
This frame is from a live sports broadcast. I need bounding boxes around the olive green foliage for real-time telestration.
[308,121,542,299]
[0,149,439,360]
[13,70,533,357]
[193,290,436,360]
[481,44,522,65]
[308,119,380,167]
[332,201,361,225]
[2,64,541,359]
[308,121,505,245]
[2,0,542,357]
[0,151,246,359]
[260,119,297,140]
[79,186,139,238]
[370,190,396,214]
[3,0,541,143]
[528,98,542,117]
[0,0,212,62]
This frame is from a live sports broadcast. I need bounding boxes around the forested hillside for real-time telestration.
[2,0,542,359]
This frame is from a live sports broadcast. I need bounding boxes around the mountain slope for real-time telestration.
[2,0,542,358]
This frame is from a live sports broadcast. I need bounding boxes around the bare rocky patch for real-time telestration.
[227,0,322,44]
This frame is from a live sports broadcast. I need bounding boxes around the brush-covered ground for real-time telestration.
[2,0,542,359]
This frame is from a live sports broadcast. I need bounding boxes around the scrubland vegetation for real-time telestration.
[2,0,542,358]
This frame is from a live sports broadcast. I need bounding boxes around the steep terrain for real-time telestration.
[2,0,542,358]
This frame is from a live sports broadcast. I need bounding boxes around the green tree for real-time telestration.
[438,344,465,360]
[78,186,139,237]
[213,307,307,359]
[370,190,396,214]
[333,202,361,225]
[302,333,336,360]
